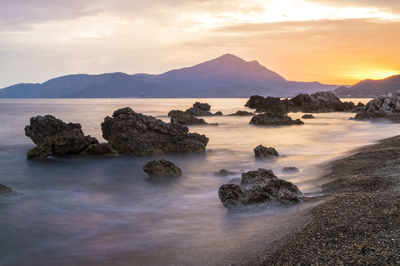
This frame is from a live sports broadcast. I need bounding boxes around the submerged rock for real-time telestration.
[218,168,303,208]
[302,114,315,119]
[169,110,207,125]
[254,145,279,158]
[25,115,99,159]
[143,159,182,177]
[101,107,209,155]
[229,110,254,116]
[0,184,13,194]
[282,167,300,174]
[250,112,304,126]
[215,169,236,176]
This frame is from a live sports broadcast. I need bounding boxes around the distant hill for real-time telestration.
[334,75,400,98]
[0,54,339,98]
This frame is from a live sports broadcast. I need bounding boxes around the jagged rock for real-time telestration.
[193,102,211,111]
[81,143,118,157]
[218,168,304,208]
[170,110,207,125]
[245,96,287,114]
[282,167,300,174]
[354,94,400,120]
[229,110,254,116]
[143,159,182,177]
[215,169,235,176]
[254,145,279,158]
[250,112,304,126]
[302,114,315,119]
[25,115,98,159]
[185,107,214,116]
[101,107,209,155]
[0,184,13,194]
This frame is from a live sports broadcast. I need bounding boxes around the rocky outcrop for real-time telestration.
[102,107,209,155]
[302,114,315,119]
[245,96,287,114]
[0,184,13,194]
[143,159,182,177]
[254,145,279,158]
[215,169,236,176]
[193,102,211,111]
[229,110,254,116]
[354,93,400,120]
[169,102,222,117]
[169,110,207,125]
[214,111,223,116]
[250,112,304,126]
[218,168,304,208]
[282,167,300,174]
[25,115,99,159]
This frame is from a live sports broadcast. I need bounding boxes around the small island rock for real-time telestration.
[254,145,279,158]
[143,159,182,177]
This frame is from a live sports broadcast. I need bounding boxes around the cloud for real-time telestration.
[308,0,400,12]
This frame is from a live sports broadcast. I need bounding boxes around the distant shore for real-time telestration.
[260,135,400,265]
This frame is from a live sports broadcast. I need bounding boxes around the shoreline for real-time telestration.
[259,135,400,265]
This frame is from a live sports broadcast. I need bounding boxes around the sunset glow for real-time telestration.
[1,0,400,87]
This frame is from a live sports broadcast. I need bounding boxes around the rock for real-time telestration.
[229,110,254,116]
[193,102,211,111]
[25,115,98,159]
[250,112,304,126]
[169,110,207,125]
[218,168,303,208]
[215,169,235,176]
[143,159,182,177]
[80,143,118,157]
[302,114,315,119]
[282,167,300,174]
[254,145,279,158]
[214,111,223,116]
[101,107,209,155]
[245,96,287,114]
[354,94,400,120]
[185,107,214,116]
[0,184,13,194]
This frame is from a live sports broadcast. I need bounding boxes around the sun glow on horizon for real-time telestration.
[347,70,400,82]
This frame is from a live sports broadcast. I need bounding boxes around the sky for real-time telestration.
[1,0,400,88]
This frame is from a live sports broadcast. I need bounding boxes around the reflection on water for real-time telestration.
[0,98,398,265]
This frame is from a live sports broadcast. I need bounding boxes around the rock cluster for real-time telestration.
[169,110,207,125]
[245,96,287,114]
[184,102,220,116]
[143,159,182,177]
[102,107,209,155]
[254,145,279,158]
[250,112,304,126]
[25,115,116,159]
[218,168,304,208]
[228,110,254,116]
[354,93,400,120]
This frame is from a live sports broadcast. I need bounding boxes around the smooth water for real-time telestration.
[0,98,398,265]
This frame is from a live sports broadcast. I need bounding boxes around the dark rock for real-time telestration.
[214,111,223,116]
[185,107,214,116]
[246,96,287,114]
[25,115,98,159]
[80,143,118,157]
[354,94,400,120]
[282,167,300,173]
[193,102,211,111]
[170,110,207,125]
[229,110,254,116]
[101,107,209,155]
[143,159,182,177]
[0,184,13,194]
[254,145,279,158]
[218,168,303,208]
[215,169,235,176]
[250,112,304,126]
[245,95,265,109]
[302,114,315,119]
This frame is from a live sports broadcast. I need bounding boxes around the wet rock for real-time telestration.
[254,145,279,158]
[193,102,211,112]
[302,114,315,119]
[170,110,207,125]
[0,184,13,194]
[354,94,400,120]
[250,112,304,126]
[282,167,300,174]
[80,143,118,157]
[25,115,98,159]
[143,159,182,177]
[214,111,223,116]
[218,168,304,208]
[245,96,287,114]
[229,110,254,116]
[215,169,236,176]
[101,107,208,155]
[185,107,214,116]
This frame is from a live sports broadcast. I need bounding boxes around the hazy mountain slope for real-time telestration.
[334,75,400,98]
[0,54,339,98]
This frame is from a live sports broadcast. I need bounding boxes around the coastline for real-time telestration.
[259,135,400,265]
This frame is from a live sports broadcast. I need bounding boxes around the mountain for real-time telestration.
[0,54,339,98]
[334,75,400,98]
